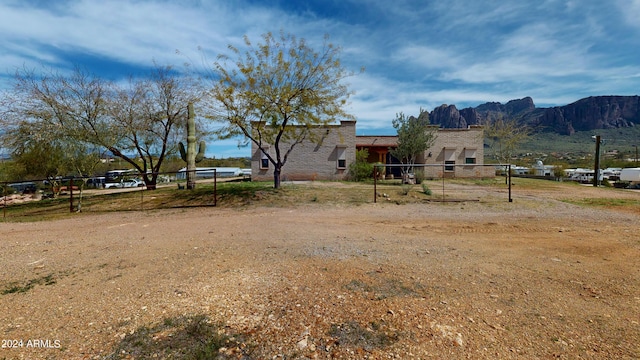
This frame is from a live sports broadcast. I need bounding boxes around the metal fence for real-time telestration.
[2,165,515,219]
[373,164,512,203]
[1,170,220,219]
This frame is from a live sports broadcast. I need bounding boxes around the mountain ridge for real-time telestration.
[427,95,640,135]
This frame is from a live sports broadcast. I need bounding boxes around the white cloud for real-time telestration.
[0,1,300,74]
[392,45,461,72]
[1,0,639,143]
[616,0,640,30]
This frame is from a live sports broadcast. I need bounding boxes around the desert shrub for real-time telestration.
[328,321,399,350]
[349,149,374,181]
[1,185,16,195]
[421,182,432,195]
[414,170,424,184]
[106,315,250,359]
[553,164,566,179]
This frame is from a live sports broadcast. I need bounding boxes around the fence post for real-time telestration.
[141,179,144,211]
[69,177,74,213]
[441,162,445,202]
[214,169,217,206]
[373,166,377,203]
[508,164,512,202]
[3,182,6,219]
[593,135,601,187]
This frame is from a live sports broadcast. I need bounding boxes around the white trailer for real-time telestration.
[620,168,640,182]
[619,167,640,188]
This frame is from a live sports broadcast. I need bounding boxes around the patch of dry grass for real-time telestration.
[3,177,637,222]
[105,315,251,359]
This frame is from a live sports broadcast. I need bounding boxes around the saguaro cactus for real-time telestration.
[179,102,205,190]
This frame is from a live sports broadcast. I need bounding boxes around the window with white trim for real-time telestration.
[337,146,347,169]
[464,148,477,164]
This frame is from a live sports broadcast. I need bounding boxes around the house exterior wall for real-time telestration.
[250,123,492,181]
[420,125,494,178]
[251,120,356,181]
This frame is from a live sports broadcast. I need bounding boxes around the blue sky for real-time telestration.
[1,0,640,158]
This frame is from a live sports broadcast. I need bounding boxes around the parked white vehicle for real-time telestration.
[104,179,145,189]
[122,179,145,188]
[104,182,122,189]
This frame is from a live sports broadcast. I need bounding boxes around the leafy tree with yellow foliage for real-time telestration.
[208,31,359,188]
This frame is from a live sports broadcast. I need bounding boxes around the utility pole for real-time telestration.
[633,144,638,166]
[593,135,601,187]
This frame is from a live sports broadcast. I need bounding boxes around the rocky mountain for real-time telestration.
[428,95,640,135]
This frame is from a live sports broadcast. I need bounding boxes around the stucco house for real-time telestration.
[422,125,494,178]
[356,125,493,179]
[250,121,493,181]
[251,120,357,181]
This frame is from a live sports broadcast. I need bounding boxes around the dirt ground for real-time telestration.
[1,182,639,359]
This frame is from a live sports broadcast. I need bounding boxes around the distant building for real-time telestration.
[531,160,555,176]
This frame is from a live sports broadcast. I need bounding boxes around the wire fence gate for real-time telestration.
[3,165,514,219]
[2,169,220,220]
[373,164,512,203]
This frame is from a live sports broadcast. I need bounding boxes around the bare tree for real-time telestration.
[7,65,197,190]
[208,31,358,188]
[4,69,107,199]
[106,67,196,189]
[4,120,67,182]
[2,108,105,207]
